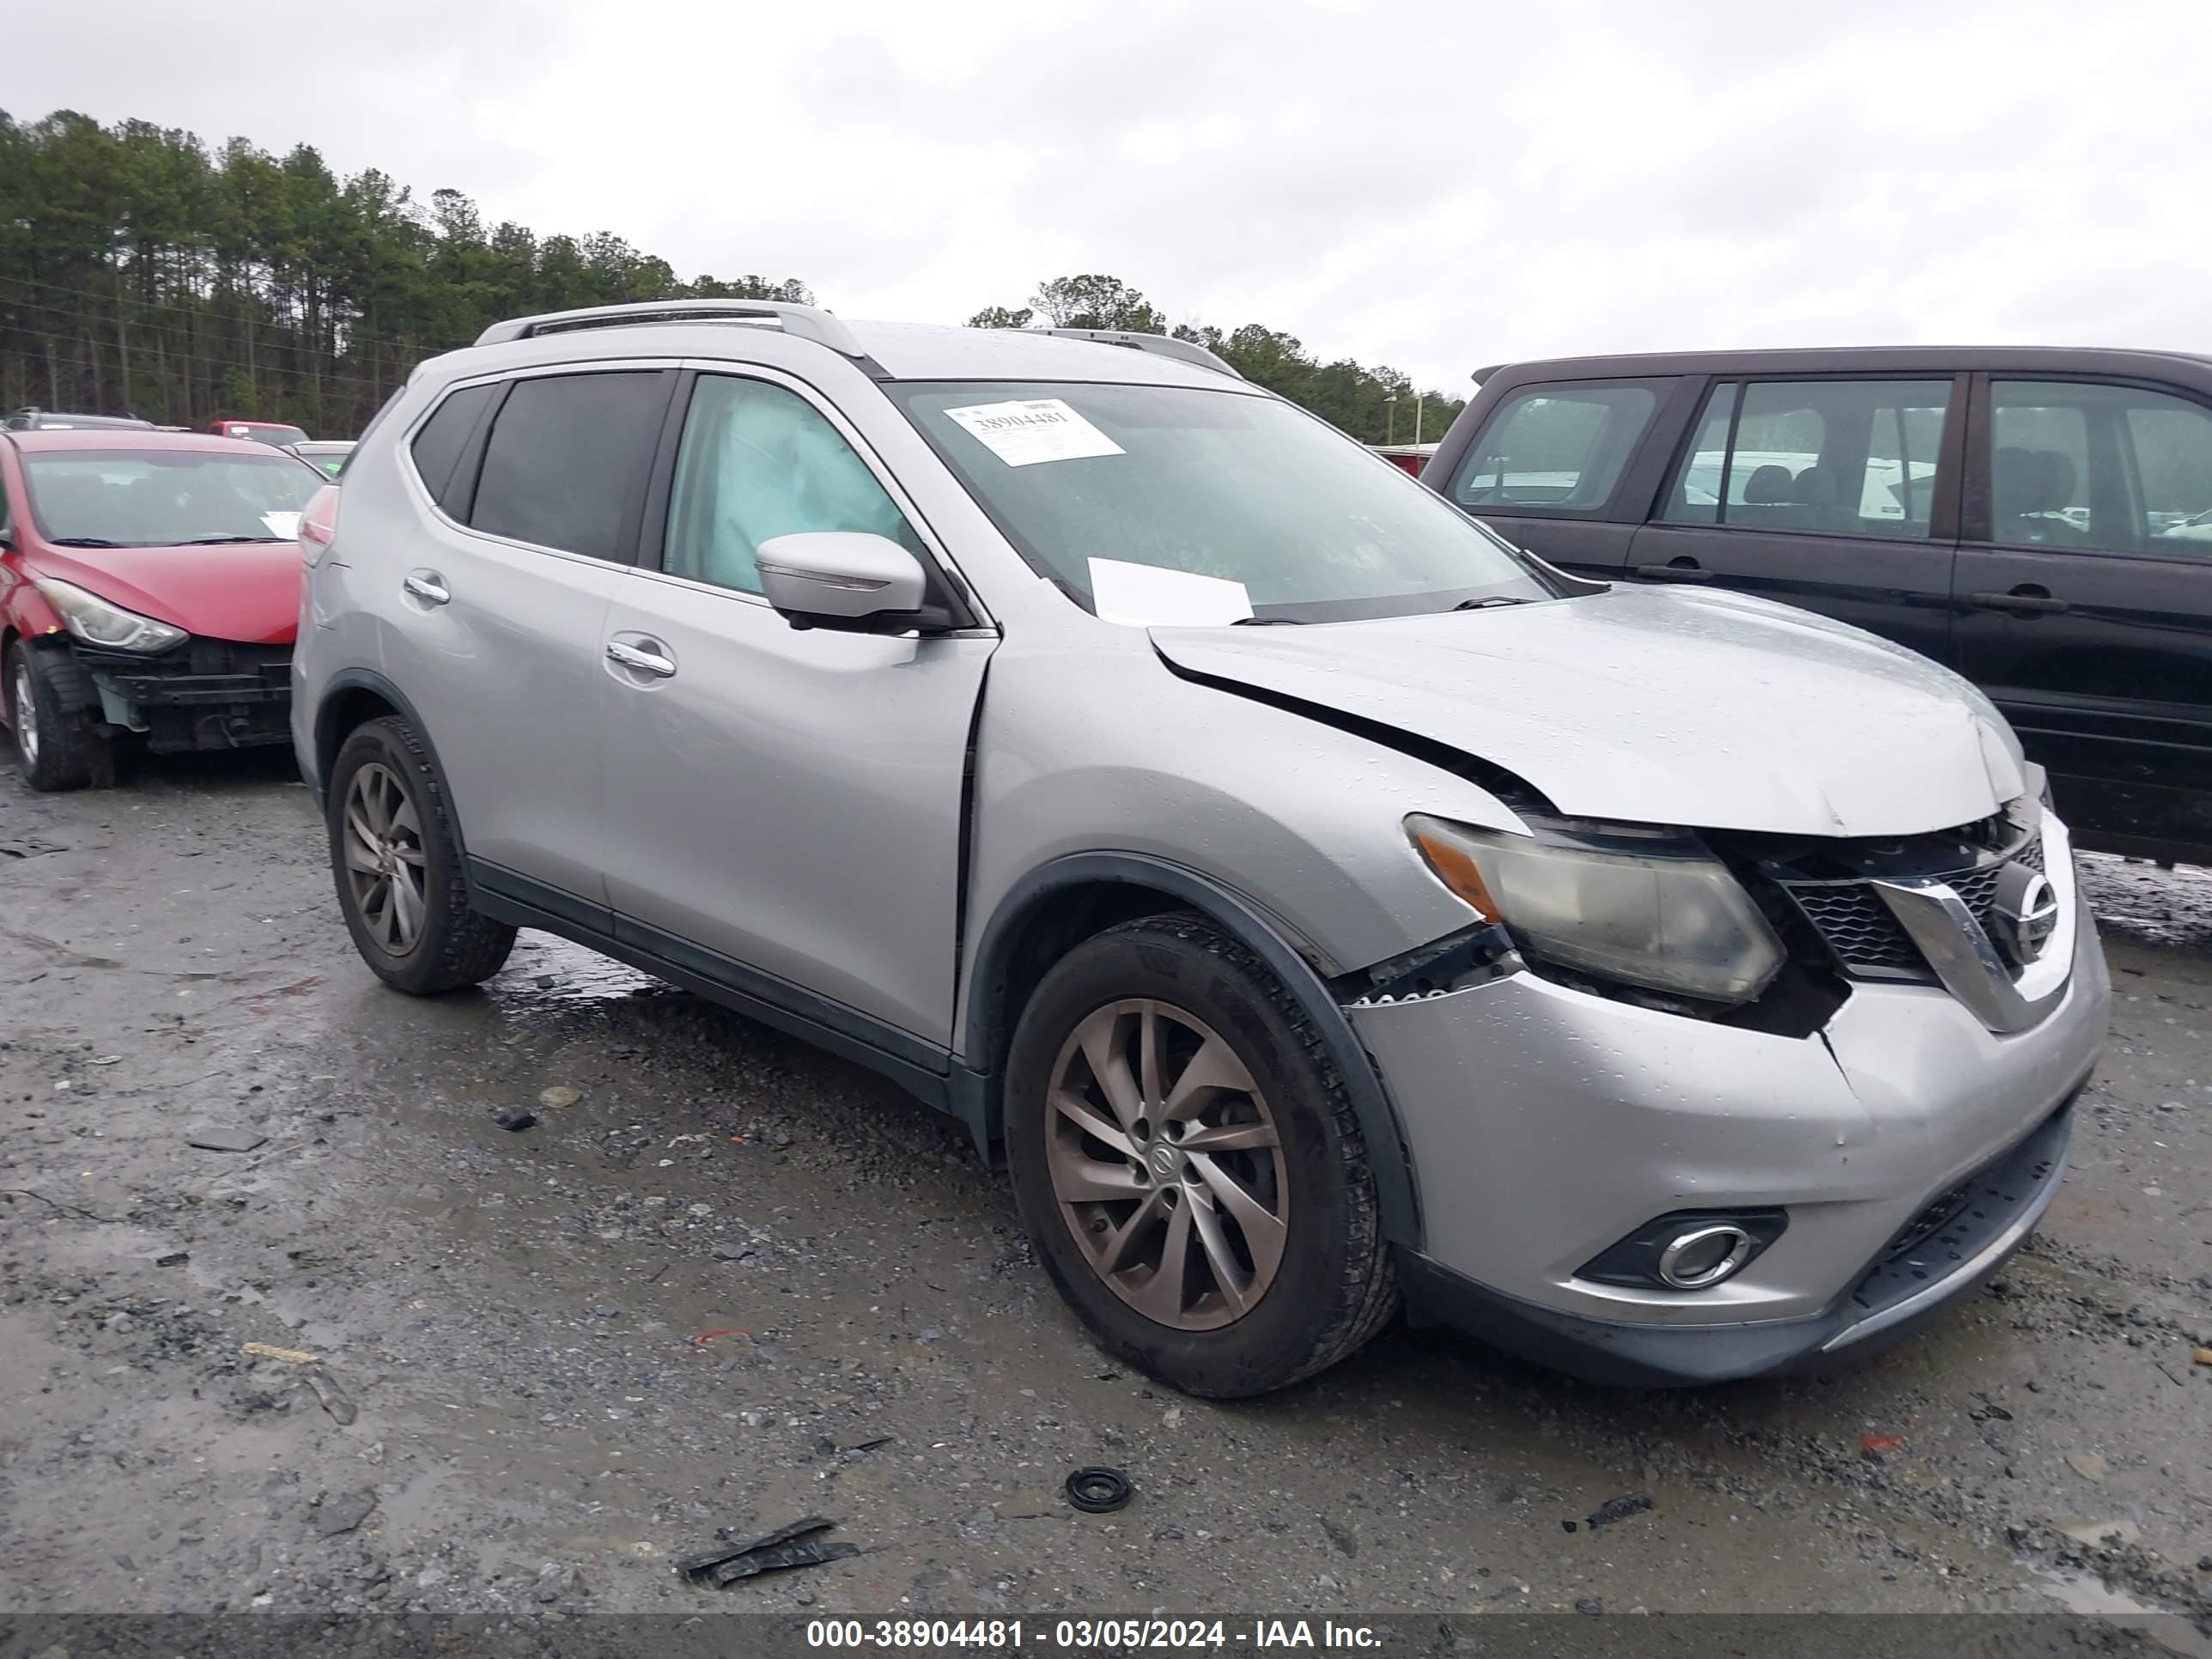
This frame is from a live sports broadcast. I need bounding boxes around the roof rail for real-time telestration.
[474,300,867,359]
[1030,327,1243,380]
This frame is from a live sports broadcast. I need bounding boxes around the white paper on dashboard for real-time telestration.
[262,511,302,538]
[1087,558,1254,627]
[944,398,1125,466]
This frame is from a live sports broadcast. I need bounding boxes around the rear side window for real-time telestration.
[409,382,499,509]
[469,372,671,560]
[1989,380,2212,558]
[1660,378,1951,538]
[1446,381,1661,517]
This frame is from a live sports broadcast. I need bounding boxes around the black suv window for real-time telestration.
[409,382,500,511]
[469,371,672,561]
[1661,379,1951,539]
[1988,380,2212,559]
[1446,381,1661,517]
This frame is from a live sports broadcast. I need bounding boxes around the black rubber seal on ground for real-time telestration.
[1065,1467,1133,1514]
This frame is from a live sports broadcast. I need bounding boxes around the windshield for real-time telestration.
[895,380,1555,623]
[24,450,324,546]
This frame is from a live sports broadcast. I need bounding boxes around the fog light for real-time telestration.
[1577,1208,1787,1291]
[1656,1224,1754,1289]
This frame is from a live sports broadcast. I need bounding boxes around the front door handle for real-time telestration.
[605,638,677,678]
[1967,587,2070,615]
[1631,560,1714,583]
[403,571,450,605]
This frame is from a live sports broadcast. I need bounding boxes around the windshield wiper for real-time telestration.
[47,537,124,547]
[1454,595,1533,611]
[176,535,281,545]
[1231,615,1304,626]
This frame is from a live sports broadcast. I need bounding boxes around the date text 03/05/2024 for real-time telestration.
[805,1620,1383,1650]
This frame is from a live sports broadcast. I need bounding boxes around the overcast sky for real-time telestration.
[9,0,2209,393]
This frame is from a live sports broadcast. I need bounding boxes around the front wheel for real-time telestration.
[326,715,516,994]
[1005,914,1399,1397]
[5,641,94,792]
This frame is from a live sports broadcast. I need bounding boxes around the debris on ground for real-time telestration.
[154,1251,189,1267]
[1859,1432,1905,1459]
[494,1109,538,1133]
[675,1516,858,1586]
[2061,1520,2142,1547]
[1584,1494,1656,1529]
[311,1487,378,1537]
[2064,1450,2108,1482]
[2195,1347,2212,1366]
[691,1328,750,1347]
[305,1366,358,1425]
[185,1126,267,1153]
[243,1340,319,1364]
[1065,1467,1133,1514]
[538,1086,581,1109]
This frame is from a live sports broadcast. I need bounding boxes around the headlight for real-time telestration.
[1407,812,1784,1005]
[32,578,188,654]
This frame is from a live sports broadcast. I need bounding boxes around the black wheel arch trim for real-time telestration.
[311,668,461,830]
[962,851,1425,1250]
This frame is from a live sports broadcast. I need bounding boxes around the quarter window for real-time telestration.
[408,381,498,510]
[1988,380,2212,558]
[1660,379,1951,539]
[470,371,671,561]
[662,375,921,596]
[1447,382,1661,517]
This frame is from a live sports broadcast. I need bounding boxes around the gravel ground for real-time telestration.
[2,749,2209,1633]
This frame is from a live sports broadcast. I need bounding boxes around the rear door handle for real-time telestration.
[605,638,678,678]
[1630,562,1714,583]
[402,571,450,605]
[1967,588,2070,615]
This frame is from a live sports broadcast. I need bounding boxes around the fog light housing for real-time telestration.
[1578,1209,1788,1291]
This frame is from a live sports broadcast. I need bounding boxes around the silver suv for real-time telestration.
[293,301,2110,1395]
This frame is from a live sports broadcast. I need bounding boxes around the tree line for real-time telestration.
[0,109,1463,445]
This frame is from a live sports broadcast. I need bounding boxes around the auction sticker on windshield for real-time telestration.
[945,398,1125,466]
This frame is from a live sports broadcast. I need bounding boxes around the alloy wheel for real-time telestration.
[11,660,39,768]
[342,761,428,957]
[1044,999,1289,1330]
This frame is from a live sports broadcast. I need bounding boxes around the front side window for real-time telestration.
[469,371,671,561]
[896,380,1554,623]
[1989,380,2212,558]
[1660,378,1950,539]
[663,376,921,595]
[1446,382,1660,517]
[21,450,323,547]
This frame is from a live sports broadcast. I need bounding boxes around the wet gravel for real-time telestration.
[2,750,2209,1630]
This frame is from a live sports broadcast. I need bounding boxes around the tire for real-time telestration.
[326,715,515,994]
[1005,913,1400,1397]
[5,640,94,792]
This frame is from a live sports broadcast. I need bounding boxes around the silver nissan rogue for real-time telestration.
[293,301,2110,1396]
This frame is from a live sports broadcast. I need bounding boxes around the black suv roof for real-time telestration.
[1471,345,2212,386]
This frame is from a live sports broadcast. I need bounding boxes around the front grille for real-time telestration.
[1776,825,2046,982]
[1784,884,1921,975]
[1883,1179,1975,1261]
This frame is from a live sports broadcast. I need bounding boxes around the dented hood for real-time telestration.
[1152,584,2027,837]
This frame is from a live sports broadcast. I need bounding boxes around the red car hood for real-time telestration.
[31,541,301,646]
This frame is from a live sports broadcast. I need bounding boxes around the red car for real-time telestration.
[208,419,312,447]
[1,429,325,790]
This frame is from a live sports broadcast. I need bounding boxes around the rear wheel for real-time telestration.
[5,641,94,792]
[1006,914,1399,1397]
[327,716,515,994]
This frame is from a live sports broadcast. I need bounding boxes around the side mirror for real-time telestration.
[756,532,951,633]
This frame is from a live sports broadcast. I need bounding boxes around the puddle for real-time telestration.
[2031,1565,2212,1659]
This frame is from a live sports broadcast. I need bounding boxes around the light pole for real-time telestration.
[1385,394,1398,445]
[1413,395,1424,447]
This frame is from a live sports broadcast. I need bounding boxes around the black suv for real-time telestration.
[1425,348,2212,866]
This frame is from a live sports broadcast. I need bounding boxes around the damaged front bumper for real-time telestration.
[1356,890,2109,1387]
[74,639,294,753]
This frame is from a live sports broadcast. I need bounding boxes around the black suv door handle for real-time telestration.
[1968,587,2070,616]
[1631,561,1714,583]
